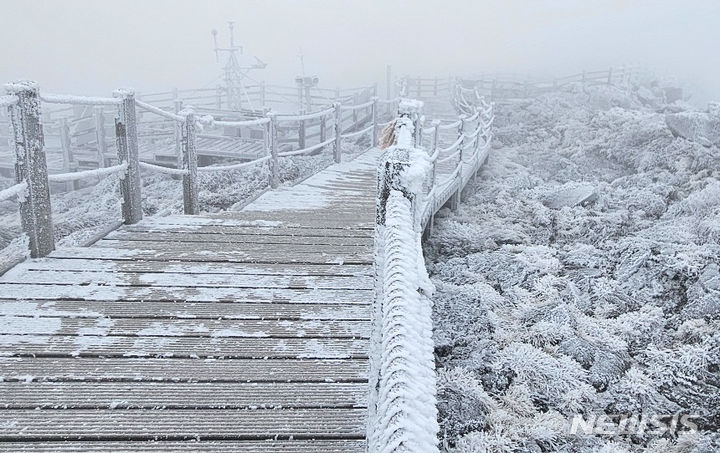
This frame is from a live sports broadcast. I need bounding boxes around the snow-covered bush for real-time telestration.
[427,81,720,451]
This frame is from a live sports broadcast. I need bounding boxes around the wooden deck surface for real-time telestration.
[0,149,380,451]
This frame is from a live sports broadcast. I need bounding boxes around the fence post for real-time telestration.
[59,117,77,191]
[94,107,106,168]
[371,97,379,148]
[114,88,142,225]
[298,119,306,150]
[320,115,327,143]
[268,113,280,189]
[180,110,199,215]
[260,81,266,107]
[173,98,184,172]
[6,80,55,258]
[450,117,465,212]
[607,67,613,85]
[434,77,438,96]
[333,103,342,163]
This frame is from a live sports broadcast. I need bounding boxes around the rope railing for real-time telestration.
[0,95,18,107]
[0,181,27,203]
[48,162,127,183]
[40,93,121,106]
[139,161,189,176]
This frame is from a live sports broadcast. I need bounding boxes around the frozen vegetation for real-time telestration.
[426,82,720,451]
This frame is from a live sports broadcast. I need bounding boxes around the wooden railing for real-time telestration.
[0,79,397,258]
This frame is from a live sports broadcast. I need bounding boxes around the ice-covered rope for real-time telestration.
[135,100,185,122]
[277,137,335,157]
[40,93,121,106]
[48,162,127,183]
[139,161,189,176]
[340,124,374,139]
[197,155,271,172]
[0,181,27,202]
[339,99,374,111]
[372,190,439,453]
[276,106,335,122]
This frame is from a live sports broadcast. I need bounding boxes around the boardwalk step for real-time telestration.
[0,335,368,359]
[106,230,375,246]
[0,440,365,452]
[0,317,370,338]
[0,357,368,382]
[0,408,367,440]
[0,300,371,320]
[0,382,367,409]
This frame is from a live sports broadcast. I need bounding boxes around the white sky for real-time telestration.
[1,0,718,103]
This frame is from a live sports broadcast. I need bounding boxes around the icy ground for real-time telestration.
[0,141,367,270]
[426,84,720,452]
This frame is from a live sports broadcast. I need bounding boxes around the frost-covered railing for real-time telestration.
[2,79,395,258]
[370,97,493,452]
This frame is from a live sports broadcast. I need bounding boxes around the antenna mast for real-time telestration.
[211,22,266,111]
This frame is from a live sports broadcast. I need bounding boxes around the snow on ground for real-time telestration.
[425,82,720,452]
[0,140,367,269]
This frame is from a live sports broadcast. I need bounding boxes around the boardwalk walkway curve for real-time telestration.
[0,77,494,452]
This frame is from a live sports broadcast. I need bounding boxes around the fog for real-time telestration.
[1,0,718,104]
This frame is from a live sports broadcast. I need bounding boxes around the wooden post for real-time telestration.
[6,80,55,258]
[431,121,440,189]
[59,117,77,190]
[114,88,142,224]
[333,103,342,163]
[386,65,392,100]
[450,118,465,212]
[352,93,359,126]
[607,67,613,85]
[434,77,438,96]
[180,110,199,215]
[371,97,378,148]
[268,113,280,189]
[298,119,306,150]
[320,115,327,143]
[174,99,184,172]
[94,107,106,168]
[260,81,266,107]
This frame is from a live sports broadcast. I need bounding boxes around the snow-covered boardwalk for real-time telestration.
[0,150,380,451]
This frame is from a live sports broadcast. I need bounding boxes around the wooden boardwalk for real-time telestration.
[0,149,380,451]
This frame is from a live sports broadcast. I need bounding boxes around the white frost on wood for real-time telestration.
[0,182,27,203]
[40,93,121,106]
[47,163,127,183]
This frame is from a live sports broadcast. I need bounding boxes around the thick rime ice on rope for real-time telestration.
[372,191,438,453]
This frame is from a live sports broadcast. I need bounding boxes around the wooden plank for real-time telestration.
[0,335,368,359]
[106,230,374,246]
[137,216,375,230]
[0,357,368,382]
[0,440,366,453]
[0,408,366,440]
[46,247,373,265]
[1,269,374,290]
[15,259,373,277]
[0,316,369,338]
[0,381,367,409]
[122,224,374,237]
[0,284,372,304]
[95,239,371,255]
[0,300,371,320]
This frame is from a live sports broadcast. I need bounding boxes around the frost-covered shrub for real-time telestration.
[428,81,720,451]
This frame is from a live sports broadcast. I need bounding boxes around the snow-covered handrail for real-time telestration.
[277,137,335,157]
[340,124,374,139]
[340,99,374,111]
[48,162,127,183]
[196,155,271,172]
[0,182,27,203]
[377,97,400,105]
[276,106,335,122]
[437,119,462,130]
[139,161,189,176]
[40,93,121,106]
[212,117,270,127]
[135,99,185,122]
